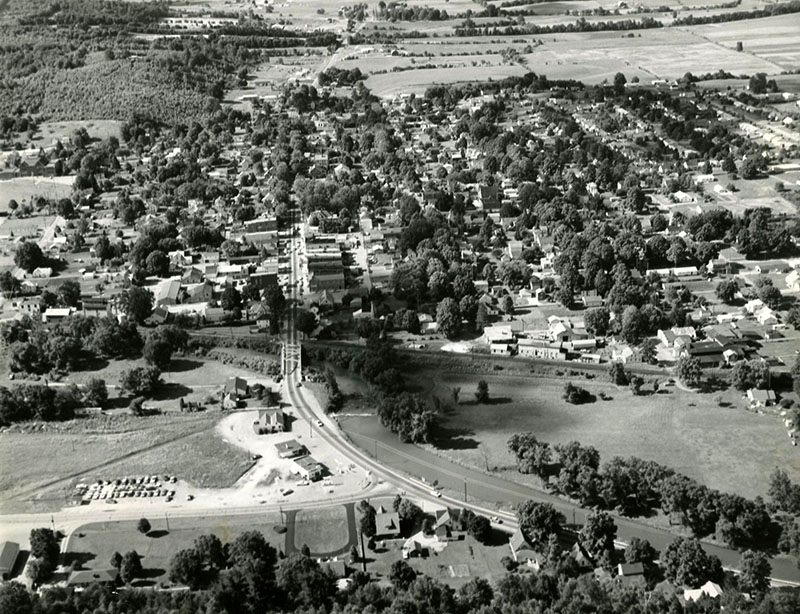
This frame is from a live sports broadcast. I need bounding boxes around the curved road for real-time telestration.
[282,204,800,586]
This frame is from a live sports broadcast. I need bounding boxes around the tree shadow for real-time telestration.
[62,552,96,568]
[152,383,193,401]
[166,359,204,373]
[138,568,166,580]
[485,528,512,547]
[76,356,110,373]
[699,377,728,393]
[434,426,479,450]
[146,530,169,539]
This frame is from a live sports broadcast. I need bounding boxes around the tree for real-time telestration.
[475,379,489,403]
[624,537,657,564]
[715,279,739,303]
[459,577,494,611]
[145,250,170,277]
[83,378,108,408]
[749,72,767,94]
[349,544,359,563]
[263,285,286,334]
[584,307,610,336]
[501,294,514,315]
[739,550,771,596]
[57,281,81,307]
[228,530,277,570]
[436,297,461,339]
[29,528,59,563]
[169,548,205,589]
[119,365,161,397]
[14,241,45,273]
[468,514,492,543]
[661,537,722,587]
[120,286,153,324]
[508,432,551,476]
[143,333,173,370]
[295,310,317,337]
[676,355,701,387]
[613,71,627,95]
[563,382,592,405]
[517,500,564,544]
[276,553,335,609]
[110,551,123,570]
[579,512,617,562]
[475,302,490,332]
[137,518,151,534]
[389,560,417,590]
[768,468,800,513]
[120,550,143,584]
[357,499,376,537]
[221,285,242,312]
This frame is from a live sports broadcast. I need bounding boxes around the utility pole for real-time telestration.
[165,512,169,532]
[463,479,467,502]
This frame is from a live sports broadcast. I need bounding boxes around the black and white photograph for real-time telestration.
[0,0,799,612]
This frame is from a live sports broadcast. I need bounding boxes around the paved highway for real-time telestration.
[281,204,800,586]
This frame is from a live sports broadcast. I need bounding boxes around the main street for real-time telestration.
[281,204,800,586]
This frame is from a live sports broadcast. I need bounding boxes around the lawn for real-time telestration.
[0,176,74,207]
[293,506,351,555]
[416,371,799,500]
[67,512,283,586]
[0,412,252,513]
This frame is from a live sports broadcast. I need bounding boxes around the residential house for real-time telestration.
[294,456,324,481]
[0,542,19,579]
[684,581,723,602]
[152,277,181,307]
[746,388,776,408]
[375,510,402,539]
[253,408,285,434]
[225,377,249,401]
[42,307,72,323]
[275,439,305,458]
[477,184,500,210]
[615,562,646,588]
[32,266,53,278]
[434,509,459,542]
[183,281,213,304]
[517,338,566,361]
[82,298,110,318]
[508,529,544,568]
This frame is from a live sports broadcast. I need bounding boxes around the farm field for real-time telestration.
[0,176,74,208]
[409,370,799,500]
[0,411,253,513]
[66,512,284,586]
[366,64,527,97]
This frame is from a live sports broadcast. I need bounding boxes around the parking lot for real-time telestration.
[74,475,179,504]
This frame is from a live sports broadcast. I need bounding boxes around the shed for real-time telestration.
[0,542,19,579]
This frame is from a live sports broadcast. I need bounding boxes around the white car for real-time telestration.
[316,419,324,427]
[490,516,502,524]
[430,490,442,498]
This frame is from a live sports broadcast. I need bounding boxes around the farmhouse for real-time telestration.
[746,388,776,408]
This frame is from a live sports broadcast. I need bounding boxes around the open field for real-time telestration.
[0,412,253,513]
[293,506,351,554]
[67,512,283,586]
[692,14,800,71]
[366,64,527,97]
[0,176,74,207]
[409,371,799,500]
[30,120,122,146]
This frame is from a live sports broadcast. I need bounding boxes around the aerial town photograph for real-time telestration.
[0,0,799,612]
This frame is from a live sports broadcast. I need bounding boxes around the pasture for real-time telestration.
[415,370,799,500]
[0,176,74,208]
[292,506,352,555]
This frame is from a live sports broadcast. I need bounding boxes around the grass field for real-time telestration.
[30,120,122,146]
[0,176,74,208]
[0,412,253,513]
[413,371,799,500]
[293,506,350,554]
[67,512,283,586]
